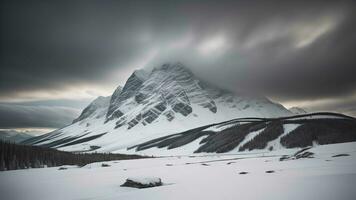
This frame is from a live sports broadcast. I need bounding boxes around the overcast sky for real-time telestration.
[1,0,356,134]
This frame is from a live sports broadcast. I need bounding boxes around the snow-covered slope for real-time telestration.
[73,96,111,124]
[24,62,292,153]
[126,112,356,156]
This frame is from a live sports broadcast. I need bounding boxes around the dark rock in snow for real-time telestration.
[332,153,350,157]
[265,170,275,173]
[295,151,314,159]
[121,177,162,189]
[280,147,314,161]
[279,155,290,161]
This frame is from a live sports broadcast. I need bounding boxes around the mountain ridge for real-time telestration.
[23,63,294,153]
[127,112,356,155]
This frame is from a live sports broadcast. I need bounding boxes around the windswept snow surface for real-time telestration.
[1,142,356,200]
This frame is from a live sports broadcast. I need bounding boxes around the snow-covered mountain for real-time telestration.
[289,107,308,115]
[23,63,292,153]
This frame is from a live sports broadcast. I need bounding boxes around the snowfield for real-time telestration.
[1,142,356,200]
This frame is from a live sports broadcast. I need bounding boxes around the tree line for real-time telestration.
[0,140,147,171]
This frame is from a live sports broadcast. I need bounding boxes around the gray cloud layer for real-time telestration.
[0,103,80,129]
[1,0,356,128]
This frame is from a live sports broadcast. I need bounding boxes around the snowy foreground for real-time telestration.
[1,142,356,200]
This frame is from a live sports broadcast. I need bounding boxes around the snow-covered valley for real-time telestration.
[9,63,356,200]
[1,142,356,200]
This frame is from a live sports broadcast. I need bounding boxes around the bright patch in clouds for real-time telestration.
[197,35,227,55]
[294,16,339,48]
[0,85,113,102]
[168,34,194,50]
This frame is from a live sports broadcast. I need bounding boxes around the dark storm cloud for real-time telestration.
[1,0,356,125]
[0,0,148,96]
[163,1,356,101]
[0,1,356,99]
[0,99,92,129]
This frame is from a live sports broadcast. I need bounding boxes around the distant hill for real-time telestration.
[289,107,308,115]
[0,130,33,143]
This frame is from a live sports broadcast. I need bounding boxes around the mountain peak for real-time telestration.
[73,96,110,123]
[154,62,191,73]
[104,62,292,128]
[106,70,148,120]
[133,69,149,81]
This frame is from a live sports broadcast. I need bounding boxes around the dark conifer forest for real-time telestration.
[0,141,147,171]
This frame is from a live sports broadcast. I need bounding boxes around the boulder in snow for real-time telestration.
[332,153,350,157]
[265,170,275,173]
[121,177,162,189]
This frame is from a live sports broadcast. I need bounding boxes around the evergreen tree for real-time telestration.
[0,140,146,171]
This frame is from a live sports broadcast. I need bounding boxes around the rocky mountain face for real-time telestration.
[106,63,229,129]
[23,63,294,153]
